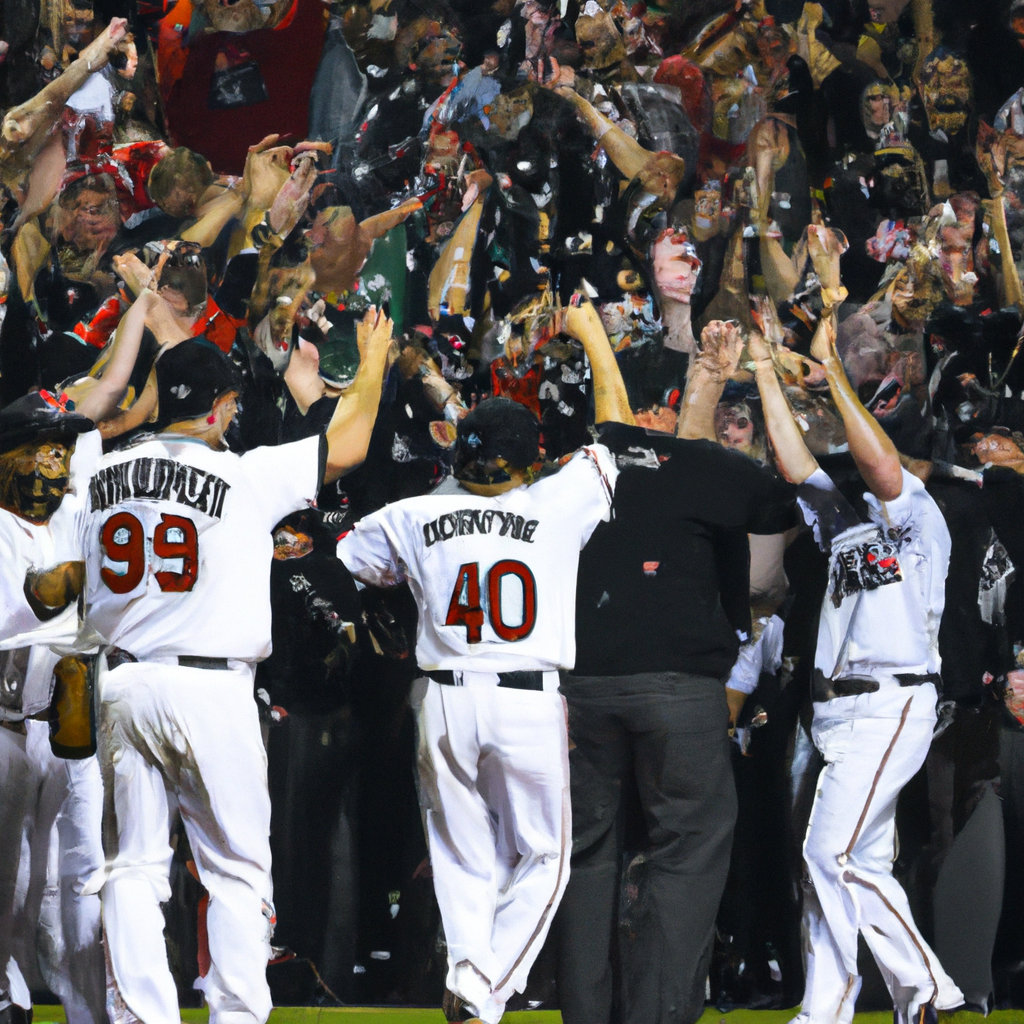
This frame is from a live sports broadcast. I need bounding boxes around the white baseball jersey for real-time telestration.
[75,432,322,661]
[0,430,102,719]
[338,446,617,673]
[0,430,101,650]
[804,467,950,687]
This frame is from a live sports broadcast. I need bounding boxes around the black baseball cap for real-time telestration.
[0,391,94,453]
[455,397,541,473]
[154,339,241,429]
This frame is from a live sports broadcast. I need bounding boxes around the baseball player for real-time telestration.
[29,307,394,1024]
[0,286,164,1024]
[748,309,964,1024]
[335,298,630,1024]
[0,393,101,1024]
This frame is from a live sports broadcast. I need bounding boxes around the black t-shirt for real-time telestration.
[929,478,1012,702]
[258,546,362,714]
[572,422,796,680]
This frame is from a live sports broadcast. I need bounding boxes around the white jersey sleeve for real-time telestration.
[50,429,104,563]
[554,443,618,549]
[336,513,408,589]
[239,435,324,530]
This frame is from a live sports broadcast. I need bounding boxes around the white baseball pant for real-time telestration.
[0,724,34,1016]
[0,721,105,1024]
[416,679,571,1024]
[89,660,274,1024]
[793,683,963,1024]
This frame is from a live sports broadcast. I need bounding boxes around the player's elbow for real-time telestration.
[860,457,904,503]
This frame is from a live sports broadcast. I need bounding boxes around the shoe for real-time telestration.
[895,1004,937,1024]
[443,989,475,1023]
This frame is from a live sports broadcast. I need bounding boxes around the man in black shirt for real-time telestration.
[555,317,794,1024]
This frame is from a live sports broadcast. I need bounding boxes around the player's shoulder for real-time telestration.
[0,507,35,552]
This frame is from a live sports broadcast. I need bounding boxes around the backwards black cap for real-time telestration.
[0,391,94,453]
[155,339,241,429]
[455,397,541,475]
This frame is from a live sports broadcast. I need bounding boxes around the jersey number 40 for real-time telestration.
[100,511,198,594]
[445,560,537,643]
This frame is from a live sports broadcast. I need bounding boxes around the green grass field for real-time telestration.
[31,1008,1024,1024]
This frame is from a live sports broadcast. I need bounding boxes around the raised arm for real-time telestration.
[748,331,819,484]
[676,320,742,441]
[560,291,635,426]
[323,307,394,483]
[1,19,127,172]
[557,88,686,206]
[64,289,158,423]
[810,313,903,501]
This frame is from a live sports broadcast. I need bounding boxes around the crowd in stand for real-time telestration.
[4,0,1024,1019]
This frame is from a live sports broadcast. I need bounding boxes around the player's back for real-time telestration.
[80,432,321,660]
[339,447,616,673]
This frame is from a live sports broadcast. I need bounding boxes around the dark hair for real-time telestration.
[147,148,215,210]
[154,339,241,429]
[615,343,687,413]
[156,244,209,313]
[455,398,541,472]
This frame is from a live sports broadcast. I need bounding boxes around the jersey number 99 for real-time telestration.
[445,560,537,643]
[100,511,199,594]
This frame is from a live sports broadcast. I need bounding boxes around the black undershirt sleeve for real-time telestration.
[317,433,328,486]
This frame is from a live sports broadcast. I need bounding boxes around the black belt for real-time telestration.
[427,669,544,691]
[107,648,229,672]
[812,669,942,702]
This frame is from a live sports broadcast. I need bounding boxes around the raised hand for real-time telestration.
[697,320,744,382]
[80,16,128,66]
[113,251,158,295]
[560,290,607,345]
[746,329,774,370]
[356,306,395,365]
[807,224,849,310]
[269,153,319,236]
[242,135,294,212]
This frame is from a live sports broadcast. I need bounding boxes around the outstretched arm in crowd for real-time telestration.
[62,289,160,424]
[1,17,128,219]
[323,307,395,483]
[748,331,819,484]
[810,312,903,501]
[558,88,686,208]
[676,321,743,441]
[559,292,635,426]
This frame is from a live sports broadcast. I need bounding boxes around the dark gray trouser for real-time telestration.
[555,671,737,1024]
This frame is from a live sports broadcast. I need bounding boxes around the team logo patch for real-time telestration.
[614,446,661,470]
[829,525,903,608]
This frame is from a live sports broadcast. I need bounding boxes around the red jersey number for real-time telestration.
[445,560,537,644]
[100,512,199,594]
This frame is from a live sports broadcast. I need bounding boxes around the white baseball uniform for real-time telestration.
[793,468,963,1024]
[0,430,105,1024]
[337,446,617,1024]
[73,430,323,1024]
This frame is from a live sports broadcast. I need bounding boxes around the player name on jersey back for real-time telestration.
[423,508,539,547]
[89,457,230,519]
[338,446,618,673]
